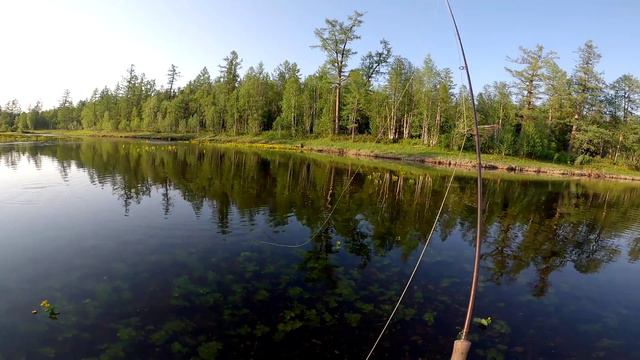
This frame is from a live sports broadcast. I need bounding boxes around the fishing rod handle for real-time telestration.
[450,339,471,360]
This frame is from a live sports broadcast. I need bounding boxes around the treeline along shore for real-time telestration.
[1,11,639,179]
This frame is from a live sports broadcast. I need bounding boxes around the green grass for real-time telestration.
[197,132,640,179]
[3,130,640,180]
[0,131,64,143]
[35,129,196,141]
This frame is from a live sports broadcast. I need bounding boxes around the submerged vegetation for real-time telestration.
[1,2,639,359]
[2,141,640,358]
[1,12,639,172]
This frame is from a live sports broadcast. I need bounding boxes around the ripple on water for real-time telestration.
[0,181,65,206]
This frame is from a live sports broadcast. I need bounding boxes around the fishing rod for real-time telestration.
[363,2,484,359]
[260,1,485,356]
[445,0,484,359]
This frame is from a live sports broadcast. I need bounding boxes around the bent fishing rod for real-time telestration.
[445,0,484,359]
[363,2,484,359]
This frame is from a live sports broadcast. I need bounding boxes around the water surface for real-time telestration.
[1,140,639,359]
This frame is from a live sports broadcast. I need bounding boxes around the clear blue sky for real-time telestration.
[1,0,639,108]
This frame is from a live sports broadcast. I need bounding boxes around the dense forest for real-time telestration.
[1,11,639,167]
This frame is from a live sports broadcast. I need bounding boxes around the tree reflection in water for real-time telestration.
[1,140,640,359]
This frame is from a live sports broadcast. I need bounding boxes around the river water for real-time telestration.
[1,140,639,359]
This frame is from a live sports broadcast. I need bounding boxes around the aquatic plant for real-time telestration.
[423,311,437,327]
[197,341,222,360]
[38,299,60,320]
[473,316,492,328]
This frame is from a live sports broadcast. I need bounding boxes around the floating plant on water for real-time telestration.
[33,299,60,320]
[473,316,492,328]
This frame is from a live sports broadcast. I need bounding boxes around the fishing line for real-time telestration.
[260,67,420,248]
[259,164,362,248]
[364,63,470,360]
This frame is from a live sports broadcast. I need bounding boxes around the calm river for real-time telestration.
[1,140,639,359]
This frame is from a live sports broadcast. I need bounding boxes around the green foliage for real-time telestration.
[150,319,192,345]
[473,316,492,328]
[422,311,437,327]
[197,341,222,360]
[505,44,557,118]
[574,154,593,166]
[287,287,304,298]
[2,20,638,170]
[116,327,138,342]
[278,68,303,135]
[238,63,274,134]
[517,120,553,159]
[344,69,368,136]
[39,299,60,320]
[552,151,572,164]
[313,10,365,134]
[170,341,187,355]
[572,40,605,120]
[344,312,361,327]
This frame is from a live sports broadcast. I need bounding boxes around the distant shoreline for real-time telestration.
[3,130,640,183]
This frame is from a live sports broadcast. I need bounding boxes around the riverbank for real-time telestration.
[3,130,640,182]
[200,134,640,182]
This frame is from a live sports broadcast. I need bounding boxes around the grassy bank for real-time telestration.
[35,129,195,141]
[196,133,640,181]
[3,130,640,181]
[0,131,65,143]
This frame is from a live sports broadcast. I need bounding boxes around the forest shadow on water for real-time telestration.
[0,140,639,359]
